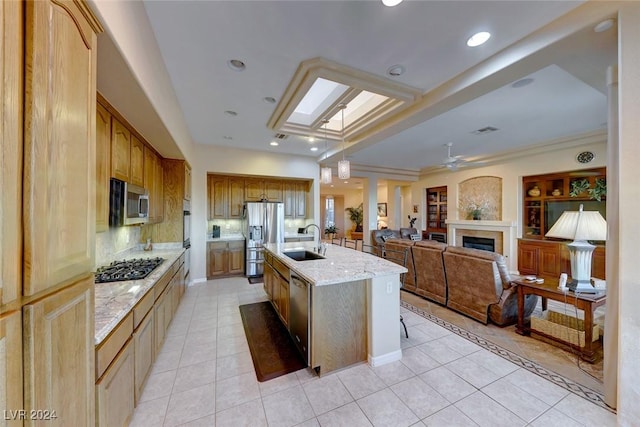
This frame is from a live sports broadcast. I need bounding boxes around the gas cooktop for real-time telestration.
[94,257,165,283]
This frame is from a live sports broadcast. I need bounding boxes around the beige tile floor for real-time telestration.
[129,277,615,426]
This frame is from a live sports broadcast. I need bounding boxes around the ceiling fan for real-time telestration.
[440,142,483,171]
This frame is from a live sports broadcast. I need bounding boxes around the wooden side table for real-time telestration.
[514,278,606,363]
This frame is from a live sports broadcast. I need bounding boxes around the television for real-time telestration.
[544,200,606,240]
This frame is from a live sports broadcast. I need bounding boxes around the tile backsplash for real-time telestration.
[207,218,311,237]
[95,226,141,267]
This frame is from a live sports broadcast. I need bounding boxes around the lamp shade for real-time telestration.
[545,205,607,241]
[338,160,350,179]
[320,166,332,184]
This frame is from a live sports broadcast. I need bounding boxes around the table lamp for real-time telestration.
[545,204,607,293]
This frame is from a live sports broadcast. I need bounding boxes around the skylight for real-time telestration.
[267,57,421,144]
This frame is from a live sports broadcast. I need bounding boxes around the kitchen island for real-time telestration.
[263,241,407,375]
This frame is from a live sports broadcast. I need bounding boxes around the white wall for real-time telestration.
[411,137,607,265]
[190,144,320,282]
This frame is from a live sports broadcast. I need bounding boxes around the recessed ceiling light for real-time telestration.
[310,147,318,152]
[594,19,614,33]
[227,59,246,71]
[270,141,279,146]
[511,78,534,88]
[263,97,276,104]
[224,110,238,117]
[467,31,491,47]
[308,137,315,142]
[382,0,403,6]
[386,65,405,77]
[223,136,233,140]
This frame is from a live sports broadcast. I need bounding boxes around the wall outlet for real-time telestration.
[386,282,393,294]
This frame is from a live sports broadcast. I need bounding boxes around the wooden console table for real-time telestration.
[514,278,606,363]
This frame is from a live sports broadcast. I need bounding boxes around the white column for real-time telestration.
[363,176,378,244]
[366,275,402,366]
[615,4,640,422]
[603,64,619,409]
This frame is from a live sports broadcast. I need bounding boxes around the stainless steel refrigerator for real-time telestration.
[244,201,284,277]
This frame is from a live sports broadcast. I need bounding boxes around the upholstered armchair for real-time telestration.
[442,246,538,326]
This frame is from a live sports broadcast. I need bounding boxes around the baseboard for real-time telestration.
[191,277,207,286]
[368,349,402,367]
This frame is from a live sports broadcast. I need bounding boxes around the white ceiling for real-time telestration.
[98,1,617,186]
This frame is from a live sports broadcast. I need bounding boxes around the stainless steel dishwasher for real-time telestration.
[289,273,310,364]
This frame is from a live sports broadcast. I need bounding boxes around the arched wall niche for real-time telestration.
[458,176,502,220]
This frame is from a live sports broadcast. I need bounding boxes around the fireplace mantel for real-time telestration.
[446,219,518,272]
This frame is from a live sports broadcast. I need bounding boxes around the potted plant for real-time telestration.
[324,225,339,239]
[345,203,364,232]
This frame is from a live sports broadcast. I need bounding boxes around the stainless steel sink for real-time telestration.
[283,250,325,261]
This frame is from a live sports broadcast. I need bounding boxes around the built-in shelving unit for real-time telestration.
[425,186,447,241]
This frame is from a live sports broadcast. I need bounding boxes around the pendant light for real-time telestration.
[337,103,350,180]
[320,119,332,184]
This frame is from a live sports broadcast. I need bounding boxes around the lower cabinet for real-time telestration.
[0,311,23,427]
[518,239,606,280]
[154,287,171,355]
[96,340,135,427]
[133,310,154,404]
[207,241,245,278]
[23,276,95,426]
[264,255,289,326]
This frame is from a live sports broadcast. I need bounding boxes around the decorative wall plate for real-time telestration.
[576,151,595,164]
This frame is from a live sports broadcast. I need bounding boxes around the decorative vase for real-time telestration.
[528,186,541,197]
[552,189,561,196]
[471,210,482,220]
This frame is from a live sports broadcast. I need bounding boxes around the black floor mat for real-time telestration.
[239,301,306,382]
[248,277,263,284]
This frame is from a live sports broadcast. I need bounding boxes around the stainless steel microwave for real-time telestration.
[109,178,149,226]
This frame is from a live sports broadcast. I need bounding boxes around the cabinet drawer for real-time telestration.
[154,268,173,301]
[133,290,154,329]
[272,256,290,282]
[96,312,133,379]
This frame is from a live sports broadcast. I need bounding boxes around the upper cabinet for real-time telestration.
[284,181,308,219]
[154,159,190,242]
[130,135,145,187]
[96,103,111,233]
[111,118,131,182]
[184,163,192,201]
[23,0,99,295]
[245,178,264,202]
[208,175,244,220]
[1,0,23,306]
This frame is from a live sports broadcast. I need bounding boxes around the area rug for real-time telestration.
[401,300,615,414]
[239,301,306,382]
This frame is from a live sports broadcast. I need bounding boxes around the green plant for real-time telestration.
[588,178,607,201]
[570,178,607,201]
[345,203,364,232]
[569,179,590,197]
[324,225,339,235]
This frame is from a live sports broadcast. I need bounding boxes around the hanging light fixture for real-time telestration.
[337,103,350,180]
[320,119,332,184]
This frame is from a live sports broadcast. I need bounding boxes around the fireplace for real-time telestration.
[463,236,495,252]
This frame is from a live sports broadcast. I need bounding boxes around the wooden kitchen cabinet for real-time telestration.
[133,310,155,404]
[130,135,145,187]
[23,0,98,297]
[264,253,290,326]
[184,163,192,201]
[23,276,95,426]
[2,1,102,425]
[208,175,245,219]
[284,181,309,218]
[96,102,112,232]
[144,145,158,223]
[207,241,245,278]
[111,117,131,182]
[0,311,23,427]
[96,339,135,427]
[1,0,22,308]
[155,152,164,223]
[245,178,265,201]
[265,179,284,201]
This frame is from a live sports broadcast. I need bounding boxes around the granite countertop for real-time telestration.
[94,247,185,346]
[264,241,406,287]
[207,234,245,242]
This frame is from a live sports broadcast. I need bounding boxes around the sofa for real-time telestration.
[370,228,418,247]
[382,239,538,326]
